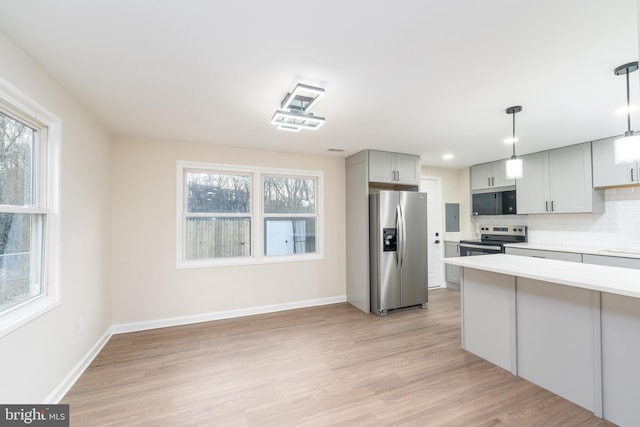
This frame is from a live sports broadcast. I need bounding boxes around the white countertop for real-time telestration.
[503,242,640,259]
[443,254,640,299]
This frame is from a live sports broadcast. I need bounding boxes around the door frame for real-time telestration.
[420,176,444,288]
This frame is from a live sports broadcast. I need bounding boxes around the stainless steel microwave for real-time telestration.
[472,190,517,215]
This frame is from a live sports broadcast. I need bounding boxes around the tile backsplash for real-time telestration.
[471,187,640,250]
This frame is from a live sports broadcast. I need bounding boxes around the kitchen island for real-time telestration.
[443,254,640,427]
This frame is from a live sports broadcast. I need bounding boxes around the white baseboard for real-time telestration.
[112,295,347,335]
[47,295,346,403]
[45,327,113,403]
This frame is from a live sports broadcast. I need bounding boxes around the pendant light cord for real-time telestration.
[626,68,632,133]
[512,112,516,158]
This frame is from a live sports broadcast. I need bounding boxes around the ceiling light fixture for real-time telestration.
[614,61,640,163]
[505,106,523,179]
[272,83,325,132]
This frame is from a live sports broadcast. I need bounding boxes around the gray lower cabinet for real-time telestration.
[582,254,640,269]
[460,267,640,424]
[505,247,582,262]
[516,278,597,412]
[444,241,460,290]
[601,293,640,426]
[461,269,515,373]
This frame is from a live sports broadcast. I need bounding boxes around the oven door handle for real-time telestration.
[459,243,502,251]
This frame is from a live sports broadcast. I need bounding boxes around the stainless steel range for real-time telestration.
[459,225,527,256]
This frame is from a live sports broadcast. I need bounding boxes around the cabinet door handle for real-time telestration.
[488,177,491,187]
[395,170,399,181]
[491,177,495,186]
[632,168,635,182]
[551,201,555,211]
[545,201,549,212]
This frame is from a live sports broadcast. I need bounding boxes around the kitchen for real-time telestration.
[1,1,640,426]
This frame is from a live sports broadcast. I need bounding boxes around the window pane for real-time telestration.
[185,217,251,260]
[0,213,43,312]
[0,110,35,206]
[264,218,316,256]
[263,176,315,214]
[186,171,251,213]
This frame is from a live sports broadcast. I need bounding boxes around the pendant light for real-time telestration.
[614,62,640,163]
[505,105,523,179]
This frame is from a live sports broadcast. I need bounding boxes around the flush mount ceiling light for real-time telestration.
[614,61,640,163]
[272,83,325,132]
[505,106,523,179]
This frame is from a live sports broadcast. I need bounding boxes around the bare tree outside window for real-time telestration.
[263,176,315,214]
[184,171,252,260]
[0,110,41,311]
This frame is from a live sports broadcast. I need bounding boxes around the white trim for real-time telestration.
[112,295,346,335]
[45,327,113,404]
[0,75,61,338]
[44,295,346,403]
[420,176,445,288]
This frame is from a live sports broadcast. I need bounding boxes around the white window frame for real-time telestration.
[176,161,323,268]
[0,76,61,338]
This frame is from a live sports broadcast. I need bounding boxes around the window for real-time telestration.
[184,169,252,260]
[177,162,322,267]
[263,175,316,256]
[0,76,60,337]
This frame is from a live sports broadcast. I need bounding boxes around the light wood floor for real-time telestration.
[63,289,615,426]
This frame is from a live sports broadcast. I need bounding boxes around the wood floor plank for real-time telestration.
[62,289,615,426]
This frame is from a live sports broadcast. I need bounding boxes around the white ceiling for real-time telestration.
[0,0,638,168]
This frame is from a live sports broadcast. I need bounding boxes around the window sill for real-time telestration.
[0,294,60,338]
[176,253,324,269]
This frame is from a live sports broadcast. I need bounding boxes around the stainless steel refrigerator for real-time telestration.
[369,191,428,315]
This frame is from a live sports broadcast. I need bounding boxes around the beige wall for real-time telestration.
[0,33,112,402]
[111,137,346,324]
[421,166,472,239]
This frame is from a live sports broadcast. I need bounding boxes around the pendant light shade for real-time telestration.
[505,106,523,179]
[614,62,640,163]
[505,157,523,179]
[615,134,640,163]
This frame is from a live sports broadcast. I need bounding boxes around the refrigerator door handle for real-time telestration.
[396,205,402,266]
[398,204,406,268]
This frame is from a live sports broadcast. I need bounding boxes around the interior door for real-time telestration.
[420,178,443,288]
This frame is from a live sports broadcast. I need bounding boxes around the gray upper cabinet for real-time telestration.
[470,159,514,190]
[592,137,639,187]
[516,142,603,214]
[368,150,420,185]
